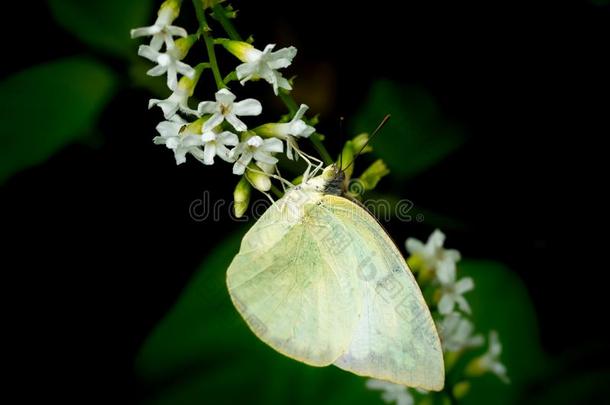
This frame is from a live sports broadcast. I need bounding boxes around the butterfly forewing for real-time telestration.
[227,194,362,366]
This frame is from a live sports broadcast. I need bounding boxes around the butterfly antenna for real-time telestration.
[342,114,391,173]
[337,116,345,171]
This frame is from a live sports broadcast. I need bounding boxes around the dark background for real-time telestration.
[2,0,608,403]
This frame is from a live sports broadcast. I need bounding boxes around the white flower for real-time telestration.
[438,313,484,352]
[130,1,187,51]
[230,135,283,175]
[254,104,315,159]
[197,88,262,132]
[153,116,205,165]
[200,129,239,165]
[365,379,414,405]
[437,270,474,315]
[138,44,195,91]
[148,82,197,119]
[235,43,297,95]
[479,331,510,383]
[406,229,461,282]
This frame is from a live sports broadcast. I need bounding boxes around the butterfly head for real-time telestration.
[298,164,345,195]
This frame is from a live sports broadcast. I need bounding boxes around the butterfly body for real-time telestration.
[227,166,444,390]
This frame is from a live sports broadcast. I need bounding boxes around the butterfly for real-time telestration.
[226,152,444,391]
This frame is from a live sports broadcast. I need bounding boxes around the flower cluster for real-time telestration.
[366,229,509,404]
[132,0,317,202]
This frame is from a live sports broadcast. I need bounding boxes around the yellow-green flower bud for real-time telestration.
[233,177,251,218]
[339,140,355,178]
[174,34,197,60]
[351,133,373,154]
[159,0,182,20]
[217,39,256,63]
[452,381,471,399]
[245,164,272,192]
[359,159,390,191]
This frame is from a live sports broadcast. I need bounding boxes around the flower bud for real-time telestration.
[351,133,373,154]
[217,39,256,63]
[339,140,355,178]
[245,164,272,192]
[159,0,182,21]
[233,177,251,218]
[452,381,471,399]
[359,159,390,191]
[174,34,197,60]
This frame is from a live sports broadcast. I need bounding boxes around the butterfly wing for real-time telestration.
[226,194,362,366]
[323,195,444,391]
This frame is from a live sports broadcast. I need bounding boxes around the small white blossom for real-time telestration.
[235,43,297,95]
[406,229,461,282]
[479,331,510,383]
[153,116,206,165]
[365,379,414,405]
[130,1,187,51]
[200,129,239,165]
[437,270,474,315]
[149,84,197,119]
[230,135,283,175]
[438,313,484,352]
[255,104,315,159]
[197,88,262,132]
[138,44,195,91]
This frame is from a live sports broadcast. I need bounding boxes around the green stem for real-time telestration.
[270,184,284,198]
[211,4,242,41]
[211,2,335,166]
[191,0,224,89]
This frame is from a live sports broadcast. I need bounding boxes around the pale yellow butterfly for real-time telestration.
[226,164,444,390]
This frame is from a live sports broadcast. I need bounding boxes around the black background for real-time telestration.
[2,0,608,402]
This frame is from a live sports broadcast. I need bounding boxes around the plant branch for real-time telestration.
[192,0,225,89]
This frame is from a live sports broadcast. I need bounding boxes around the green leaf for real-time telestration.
[352,80,465,179]
[457,260,549,405]
[0,57,117,184]
[136,231,385,405]
[47,0,153,56]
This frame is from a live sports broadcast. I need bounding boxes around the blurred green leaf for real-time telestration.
[0,57,117,184]
[47,0,153,56]
[457,260,549,405]
[352,80,465,179]
[136,231,385,405]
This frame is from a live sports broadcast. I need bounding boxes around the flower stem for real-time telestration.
[210,4,334,166]
[191,0,224,90]
[211,4,242,41]
[270,184,284,198]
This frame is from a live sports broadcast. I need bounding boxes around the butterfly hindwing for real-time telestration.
[321,195,444,390]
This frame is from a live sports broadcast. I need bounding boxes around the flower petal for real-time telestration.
[225,113,247,132]
[438,294,455,315]
[202,113,224,132]
[146,64,168,77]
[197,101,217,115]
[455,277,474,294]
[218,131,239,146]
[167,25,188,38]
[253,150,278,165]
[138,45,159,61]
[233,98,262,116]
[262,138,284,153]
[131,26,158,38]
[203,143,216,165]
[215,88,236,104]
